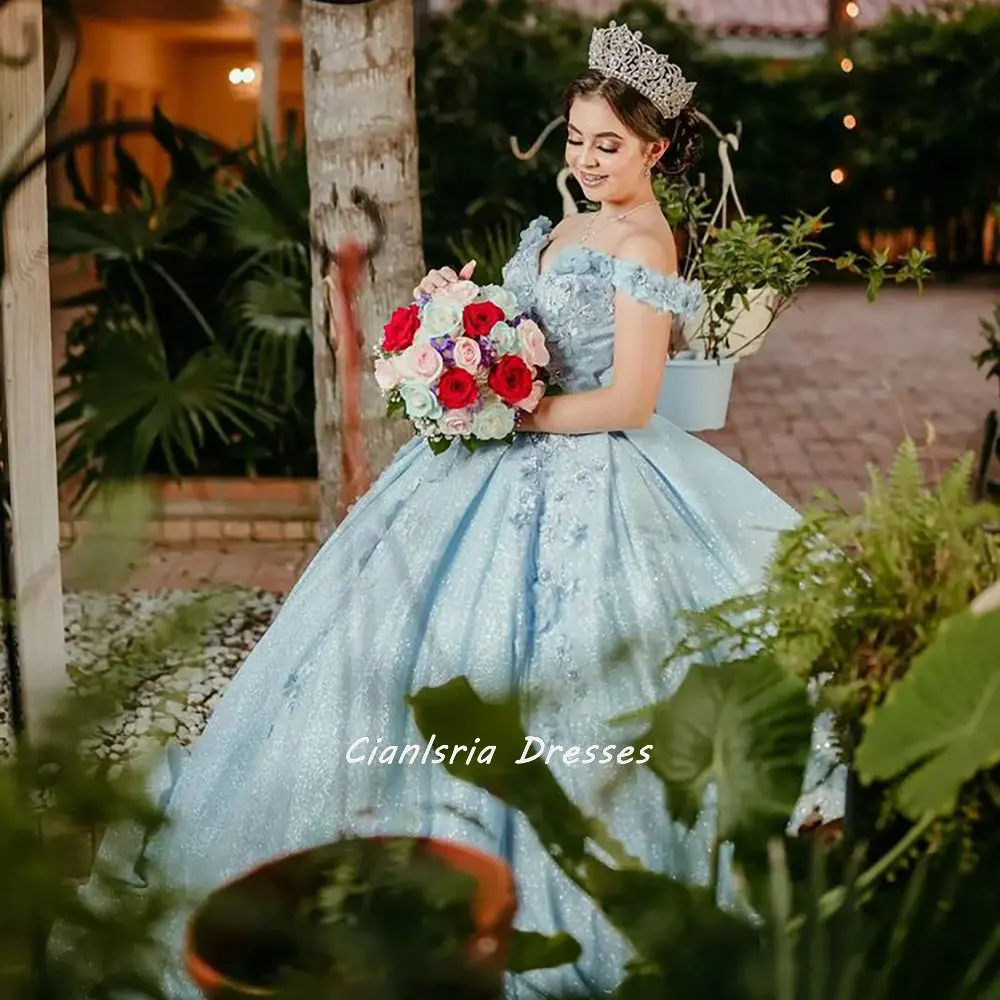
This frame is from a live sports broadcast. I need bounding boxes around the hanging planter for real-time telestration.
[652,114,930,432]
[658,351,737,432]
[683,285,781,361]
[185,835,517,999]
[659,285,778,431]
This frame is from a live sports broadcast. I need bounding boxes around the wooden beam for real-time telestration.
[256,0,280,139]
[0,0,68,737]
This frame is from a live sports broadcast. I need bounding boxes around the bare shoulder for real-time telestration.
[614,226,679,276]
[550,212,591,242]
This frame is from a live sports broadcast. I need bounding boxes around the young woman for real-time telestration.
[86,22,844,999]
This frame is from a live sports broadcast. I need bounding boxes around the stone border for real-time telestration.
[59,477,321,545]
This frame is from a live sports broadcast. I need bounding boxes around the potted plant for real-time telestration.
[184,835,516,1000]
[652,120,931,432]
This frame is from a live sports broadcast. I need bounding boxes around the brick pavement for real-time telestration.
[63,283,998,595]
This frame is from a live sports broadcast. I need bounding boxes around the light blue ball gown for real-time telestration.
[86,216,845,998]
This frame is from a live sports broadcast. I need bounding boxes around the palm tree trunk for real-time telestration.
[301,0,423,538]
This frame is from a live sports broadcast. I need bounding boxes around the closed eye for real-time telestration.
[566,139,619,154]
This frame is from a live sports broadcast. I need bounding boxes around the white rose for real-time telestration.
[488,321,519,356]
[399,380,442,421]
[374,356,401,390]
[451,336,482,373]
[434,280,480,307]
[418,299,462,341]
[479,284,518,317]
[472,402,515,440]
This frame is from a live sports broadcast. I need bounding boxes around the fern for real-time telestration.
[663,438,1000,858]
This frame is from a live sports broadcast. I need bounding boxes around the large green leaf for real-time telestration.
[406,677,602,867]
[855,607,1000,819]
[640,654,814,846]
[407,677,761,982]
[508,930,581,973]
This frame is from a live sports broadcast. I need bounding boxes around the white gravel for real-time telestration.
[0,589,282,761]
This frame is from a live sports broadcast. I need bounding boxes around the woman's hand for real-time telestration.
[413,260,476,299]
[516,397,549,433]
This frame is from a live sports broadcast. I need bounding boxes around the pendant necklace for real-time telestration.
[580,198,657,246]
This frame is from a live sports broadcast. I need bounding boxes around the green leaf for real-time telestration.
[406,677,597,866]
[855,607,1000,819]
[428,436,453,455]
[508,930,581,973]
[641,655,813,846]
[583,863,762,987]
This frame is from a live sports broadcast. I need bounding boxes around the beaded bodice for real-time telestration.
[501,215,703,391]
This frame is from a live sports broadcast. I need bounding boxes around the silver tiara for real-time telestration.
[588,21,696,120]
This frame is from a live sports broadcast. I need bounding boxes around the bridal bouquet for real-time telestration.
[373,280,551,454]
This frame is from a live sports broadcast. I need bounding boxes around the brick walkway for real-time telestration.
[65,283,998,595]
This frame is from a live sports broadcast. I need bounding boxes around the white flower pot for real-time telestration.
[684,285,779,359]
[657,351,737,431]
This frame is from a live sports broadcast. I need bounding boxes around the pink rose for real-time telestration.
[517,320,550,368]
[401,343,445,383]
[374,356,401,390]
[441,409,474,436]
[451,336,482,373]
[434,280,480,307]
[517,380,546,412]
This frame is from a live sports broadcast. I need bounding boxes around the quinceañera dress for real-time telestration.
[89,217,845,998]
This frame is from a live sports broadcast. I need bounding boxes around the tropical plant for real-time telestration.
[974,301,1000,393]
[654,440,1000,864]
[654,170,932,361]
[50,111,315,508]
[405,574,1000,998]
[446,217,525,287]
[974,300,1000,501]
[1,482,235,1000]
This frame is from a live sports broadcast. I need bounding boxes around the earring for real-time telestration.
[643,162,651,177]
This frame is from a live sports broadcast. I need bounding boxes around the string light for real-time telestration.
[840,56,854,72]
[845,1,860,16]
[843,113,857,129]
[831,167,847,185]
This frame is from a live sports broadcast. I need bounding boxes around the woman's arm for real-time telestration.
[519,232,675,435]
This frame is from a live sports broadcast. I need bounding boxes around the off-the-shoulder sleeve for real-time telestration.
[611,258,704,317]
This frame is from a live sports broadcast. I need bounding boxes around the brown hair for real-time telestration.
[562,69,703,178]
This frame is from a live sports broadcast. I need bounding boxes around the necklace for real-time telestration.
[580,199,657,246]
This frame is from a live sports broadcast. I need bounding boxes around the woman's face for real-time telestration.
[565,94,662,202]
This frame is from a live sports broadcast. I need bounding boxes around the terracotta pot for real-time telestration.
[184,836,517,999]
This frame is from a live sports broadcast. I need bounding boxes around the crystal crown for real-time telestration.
[588,21,696,120]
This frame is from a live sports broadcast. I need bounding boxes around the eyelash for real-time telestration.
[566,139,619,153]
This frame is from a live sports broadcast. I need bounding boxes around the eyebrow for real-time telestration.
[567,124,623,140]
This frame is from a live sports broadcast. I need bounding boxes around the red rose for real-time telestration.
[488,355,534,406]
[381,304,420,352]
[437,368,480,410]
[462,300,505,339]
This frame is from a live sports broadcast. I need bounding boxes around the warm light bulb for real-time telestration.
[228,67,242,84]
[841,57,854,72]
[241,67,256,83]
[831,167,847,185]
[845,2,860,17]
[843,113,857,129]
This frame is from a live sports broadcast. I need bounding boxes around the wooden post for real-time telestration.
[0,0,68,737]
[256,0,280,140]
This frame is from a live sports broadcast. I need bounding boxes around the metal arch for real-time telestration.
[0,0,384,743]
